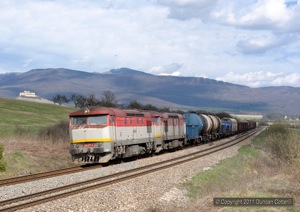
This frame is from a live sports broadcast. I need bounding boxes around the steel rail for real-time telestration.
[0,128,262,212]
[0,164,101,187]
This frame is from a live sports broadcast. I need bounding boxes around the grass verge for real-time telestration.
[0,134,75,178]
[186,145,261,199]
[184,125,300,211]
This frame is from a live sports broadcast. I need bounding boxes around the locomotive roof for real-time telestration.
[162,112,184,119]
[70,107,160,118]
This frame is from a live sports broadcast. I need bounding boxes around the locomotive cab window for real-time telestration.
[89,115,107,125]
[156,117,160,125]
[71,115,107,126]
[70,117,87,126]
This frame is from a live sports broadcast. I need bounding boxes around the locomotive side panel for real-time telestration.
[113,116,153,145]
[220,122,232,137]
[160,113,186,149]
[222,117,238,135]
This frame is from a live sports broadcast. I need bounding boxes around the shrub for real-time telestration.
[264,124,289,137]
[0,144,7,171]
[0,144,4,160]
[0,160,7,172]
[38,121,69,142]
[263,124,300,167]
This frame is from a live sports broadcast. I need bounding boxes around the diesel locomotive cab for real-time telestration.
[69,111,113,163]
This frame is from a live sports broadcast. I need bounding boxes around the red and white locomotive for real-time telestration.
[69,107,186,163]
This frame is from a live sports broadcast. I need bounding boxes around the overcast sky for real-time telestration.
[1,0,300,87]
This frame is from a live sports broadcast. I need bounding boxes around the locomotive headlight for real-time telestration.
[84,108,90,115]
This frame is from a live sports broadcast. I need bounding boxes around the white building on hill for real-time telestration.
[19,90,39,98]
[16,90,54,104]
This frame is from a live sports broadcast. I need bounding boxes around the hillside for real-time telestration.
[0,68,300,115]
[0,98,75,136]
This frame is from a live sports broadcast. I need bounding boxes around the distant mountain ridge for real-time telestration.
[104,67,152,75]
[0,68,299,115]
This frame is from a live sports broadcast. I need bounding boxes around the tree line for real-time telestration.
[51,90,231,118]
[51,90,118,108]
[51,90,172,112]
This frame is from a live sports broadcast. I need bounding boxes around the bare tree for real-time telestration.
[71,94,101,108]
[51,94,69,105]
[142,104,158,111]
[128,100,143,109]
[100,90,117,107]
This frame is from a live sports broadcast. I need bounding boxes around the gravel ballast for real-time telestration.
[0,134,257,211]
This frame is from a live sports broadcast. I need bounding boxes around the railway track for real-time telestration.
[0,129,257,188]
[0,163,102,187]
[0,128,263,212]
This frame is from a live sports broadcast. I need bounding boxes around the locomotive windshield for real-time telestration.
[70,115,107,126]
[89,115,107,125]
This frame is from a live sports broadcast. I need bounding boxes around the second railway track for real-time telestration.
[0,164,102,187]
[0,128,263,212]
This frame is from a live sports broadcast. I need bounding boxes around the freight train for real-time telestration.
[69,107,256,163]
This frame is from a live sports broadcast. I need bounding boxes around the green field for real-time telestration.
[0,98,76,136]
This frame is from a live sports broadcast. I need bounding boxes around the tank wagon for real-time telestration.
[69,107,256,163]
[184,113,221,144]
[208,115,222,140]
[184,113,203,144]
[69,107,185,163]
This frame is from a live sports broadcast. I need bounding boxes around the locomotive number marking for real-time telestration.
[82,143,95,147]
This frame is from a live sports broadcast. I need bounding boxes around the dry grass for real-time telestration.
[263,129,300,172]
[38,121,70,143]
[0,131,74,179]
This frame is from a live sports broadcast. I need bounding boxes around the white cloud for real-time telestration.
[149,63,183,75]
[213,0,300,32]
[158,71,181,76]
[271,73,300,85]
[239,0,291,26]
[216,71,300,87]
[237,34,296,54]
[195,74,209,78]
